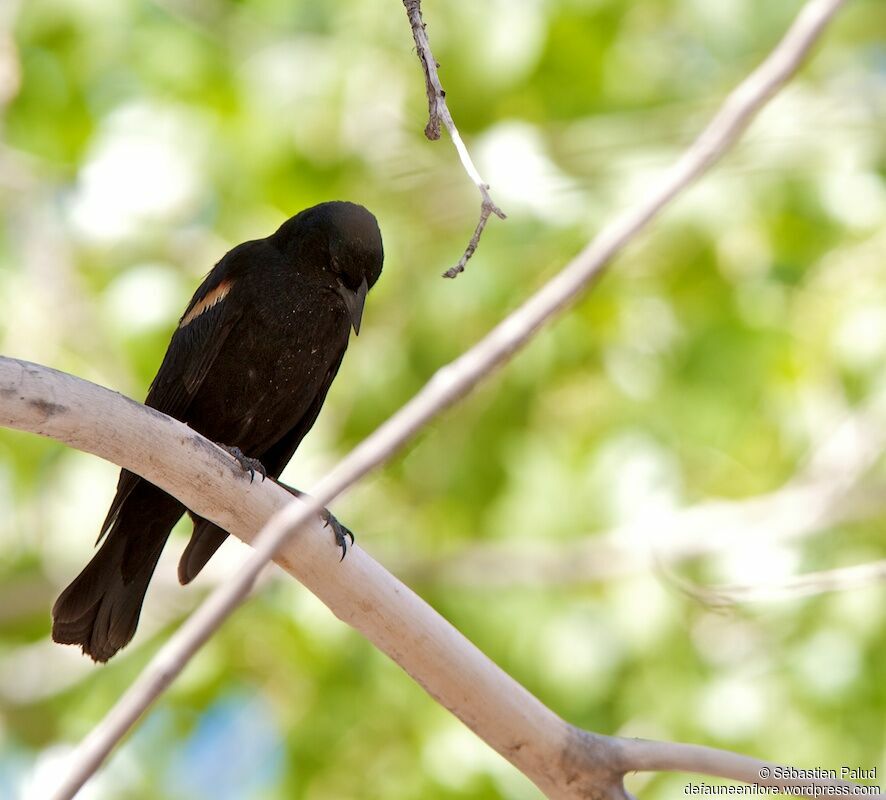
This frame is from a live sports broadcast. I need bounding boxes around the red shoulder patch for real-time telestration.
[179,279,233,328]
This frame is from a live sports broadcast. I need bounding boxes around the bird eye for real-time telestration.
[330,257,349,284]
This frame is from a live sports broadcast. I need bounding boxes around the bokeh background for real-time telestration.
[1,0,884,797]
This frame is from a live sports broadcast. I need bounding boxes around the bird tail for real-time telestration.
[52,481,184,662]
[178,517,228,585]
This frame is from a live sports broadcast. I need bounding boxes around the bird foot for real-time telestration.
[323,510,355,561]
[216,443,267,483]
[278,482,354,560]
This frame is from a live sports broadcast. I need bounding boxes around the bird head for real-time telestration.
[277,201,384,335]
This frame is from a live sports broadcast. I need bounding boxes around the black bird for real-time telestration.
[52,201,383,662]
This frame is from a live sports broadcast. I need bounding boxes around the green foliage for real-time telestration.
[1,0,884,798]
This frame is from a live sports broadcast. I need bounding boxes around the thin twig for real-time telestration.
[405,403,886,587]
[401,0,506,278]
[405,480,886,588]
[24,0,847,795]
[672,558,886,606]
[619,739,871,795]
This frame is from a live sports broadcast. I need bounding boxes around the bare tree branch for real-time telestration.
[405,402,886,587]
[672,559,886,606]
[401,0,506,278]
[405,479,886,588]
[2,359,873,800]
[617,739,878,796]
[0,0,851,795]
[1,359,593,799]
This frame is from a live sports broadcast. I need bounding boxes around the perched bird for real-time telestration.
[52,201,384,662]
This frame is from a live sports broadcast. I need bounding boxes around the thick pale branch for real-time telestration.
[401,0,506,278]
[2,359,874,800]
[0,358,578,799]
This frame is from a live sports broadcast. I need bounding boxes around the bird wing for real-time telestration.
[144,251,250,418]
[98,243,256,543]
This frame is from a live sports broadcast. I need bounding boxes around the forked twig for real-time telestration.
[402,0,506,278]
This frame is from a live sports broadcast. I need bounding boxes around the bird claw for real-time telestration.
[275,481,354,560]
[213,455,351,556]
[216,444,267,483]
[322,510,355,561]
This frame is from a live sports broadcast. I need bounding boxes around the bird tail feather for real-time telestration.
[52,481,184,662]
[178,517,228,585]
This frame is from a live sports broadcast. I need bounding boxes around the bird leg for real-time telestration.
[275,481,355,560]
[215,443,267,483]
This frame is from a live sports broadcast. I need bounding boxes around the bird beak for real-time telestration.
[339,276,369,335]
